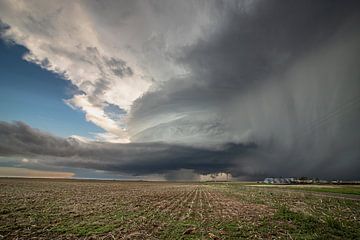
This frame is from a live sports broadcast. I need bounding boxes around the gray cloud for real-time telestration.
[0,121,75,156]
[128,0,360,179]
[163,169,200,181]
[0,121,257,178]
[130,0,360,142]
[106,57,133,78]
[1,121,359,180]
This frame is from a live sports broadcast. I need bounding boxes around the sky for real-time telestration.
[0,0,359,180]
[0,40,103,138]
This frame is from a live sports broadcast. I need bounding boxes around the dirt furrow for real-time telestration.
[198,187,204,220]
[202,187,213,220]
[179,187,197,221]
[163,188,188,216]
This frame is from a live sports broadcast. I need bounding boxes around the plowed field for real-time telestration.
[1,179,359,239]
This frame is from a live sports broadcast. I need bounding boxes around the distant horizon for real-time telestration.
[1,176,360,183]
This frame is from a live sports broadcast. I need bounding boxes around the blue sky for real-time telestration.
[0,39,103,138]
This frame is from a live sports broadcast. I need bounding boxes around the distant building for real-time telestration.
[263,177,360,185]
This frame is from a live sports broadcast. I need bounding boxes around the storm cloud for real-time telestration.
[0,121,258,178]
[127,0,360,179]
[0,1,360,179]
[1,120,359,180]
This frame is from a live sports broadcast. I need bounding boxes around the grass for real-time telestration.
[52,223,117,236]
[271,206,360,239]
[287,186,360,195]
[243,183,360,195]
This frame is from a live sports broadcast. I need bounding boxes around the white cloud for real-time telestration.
[200,172,232,182]
[0,0,217,141]
[21,157,38,164]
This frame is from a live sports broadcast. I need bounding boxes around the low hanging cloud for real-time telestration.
[1,121,359,180]
[0,1,360,179]
[0,121,258,178]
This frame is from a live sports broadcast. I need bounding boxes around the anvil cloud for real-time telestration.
[0,0,360,180]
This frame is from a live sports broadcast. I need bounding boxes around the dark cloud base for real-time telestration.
[0,121,256,177]
[1,121,359,180]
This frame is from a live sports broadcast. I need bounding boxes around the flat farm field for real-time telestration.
[1,179,360,239]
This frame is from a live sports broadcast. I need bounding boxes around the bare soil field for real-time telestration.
[0,178,359,239]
